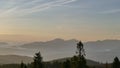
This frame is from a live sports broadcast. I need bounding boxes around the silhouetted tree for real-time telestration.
[21,61,24,68]
[33,52,43,68]
[63,60,71,68]
[71,56,78,68]
[105,62,108,68]
[77,41,85,57]
[76,41,88,68]
[112,57,120,68]
[20,61,27,68]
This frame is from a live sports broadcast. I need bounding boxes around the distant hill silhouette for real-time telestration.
[0,55,33,64]
[21,38,78,49]
[50,57,101,66]
[0,39,120,64]
[20,39,120,62]
[0,54,101,67]
[0,42,8,45]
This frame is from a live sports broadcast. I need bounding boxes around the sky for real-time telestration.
[0,0,120,42]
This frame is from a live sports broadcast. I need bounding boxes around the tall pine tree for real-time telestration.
[20,61,27,68]
[112,57,120,68]
[33,52,43,68]
[76,41,88,68]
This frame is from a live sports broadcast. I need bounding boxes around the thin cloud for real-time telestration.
[100,9,120,14]
[22,0,77,13]
[0,0,77,17]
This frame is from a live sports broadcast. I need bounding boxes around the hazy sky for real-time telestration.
[0,0,120,42]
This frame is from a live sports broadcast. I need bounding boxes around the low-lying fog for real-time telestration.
[0,39,120,63]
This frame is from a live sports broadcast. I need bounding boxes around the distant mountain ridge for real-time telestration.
[21,38,78,49]
[0,55,33,64]
[0,42,8,45]
[0,38,120,63]
[0,54,101,66]
[50,57,101,66]
[0,39,120,64]
[20,39,120,62]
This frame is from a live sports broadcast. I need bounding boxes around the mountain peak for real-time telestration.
[48,38,65,43]
[53,38,64,41]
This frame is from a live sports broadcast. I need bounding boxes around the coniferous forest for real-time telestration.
[0,41,119,68]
